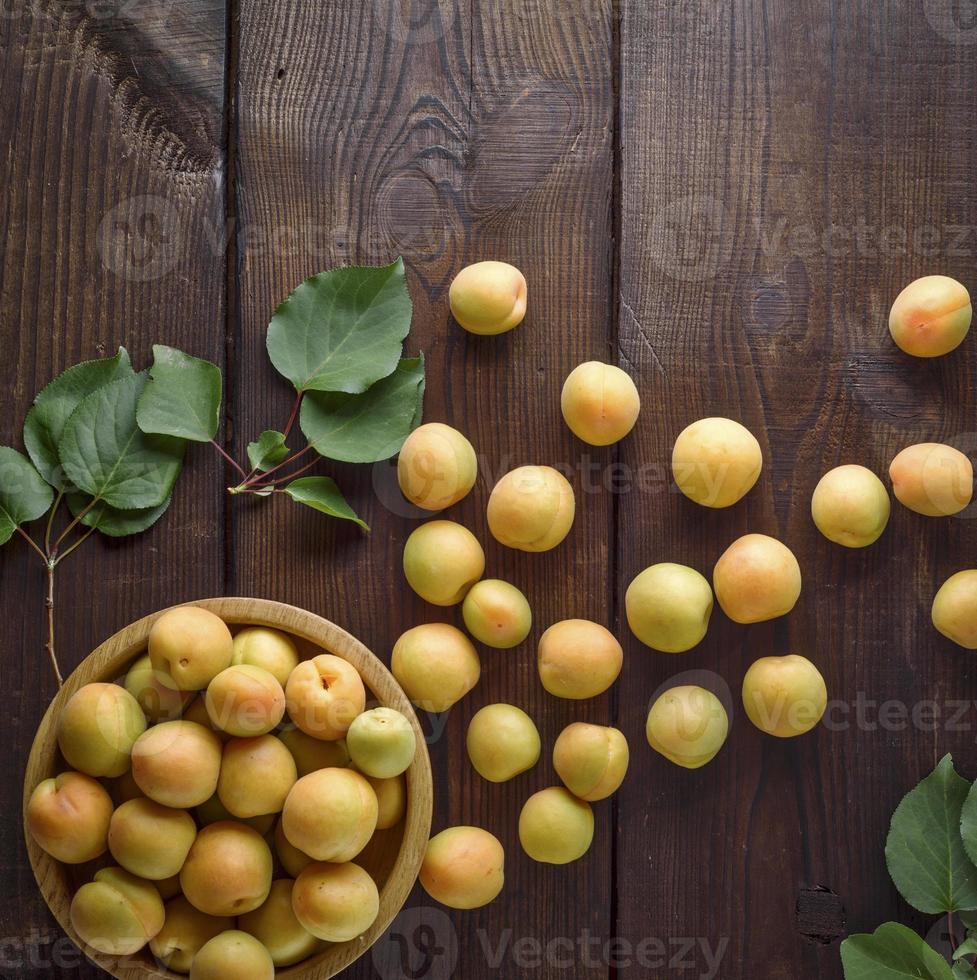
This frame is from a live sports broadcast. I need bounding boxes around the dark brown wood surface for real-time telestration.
[2,1,976,977]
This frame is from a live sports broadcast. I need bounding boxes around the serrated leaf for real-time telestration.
[299,355,425,464]
[284,477,368,530]
[886,755,977,914]
[23,348,133,489]
[841,922,953,980]
[266,258,412,394]
[137,345,222,442]
[0,447,54,545]
[59,372,186,510]
[954,961,977,980]
[66,492,171,538]
[247,430,290,472]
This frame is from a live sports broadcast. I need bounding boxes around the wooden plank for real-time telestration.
[232,0,614,975]
[616,1,977,977]
[0,3,227,973]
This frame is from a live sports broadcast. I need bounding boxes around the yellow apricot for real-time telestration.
[398,422,477,510]
[552,723,629,801]
[625,562,713,653]
[27,771,113,864]
[812,464,890,548]
[487,465,575,552]
[346,707,416,779]
[890,443,974,517]
[231,627,299,687]
[713,533,801,623]
[205,665,286,737]
[561,361,640,446]
[519,788,594,865]
[537,619,622,700]
[218,735,297,818]
[889,274,972,357]
[292,862,380,942]
[108,797,197,880]
[278,727,350,776]
[70,867,164,956]
[196,795,275,836]
[150,895,233,974]
[125,654,192,723]
[742,655,827,738]
[274,819,313,879]
[392,623,480,712]
[933,570,977,649]
[364,773,407,829]
[449,260,527,335]
[646,686,728,768]
[189,930,274,980]
[57,682,147,778]
[466,704,541,782]
[462,579,532,649]
[239,879,320,968]
[180,822,273,917]
[403,520,485,605]
[285,654,366,740]
[672,417,763,508]
[420,827,505,909]
[131,721,223,809]
[149,606,233,691]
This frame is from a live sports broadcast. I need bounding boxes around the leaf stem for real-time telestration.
[244,442,315,487]
[282,390,304,439]
[210,439,248,480]
[250,456,320,489]
[51,497,99,556]
[948,912,959,952]
[54,525,97,564]
[16,525,48,563]
[45,561,64,688]
[44,490,63,553]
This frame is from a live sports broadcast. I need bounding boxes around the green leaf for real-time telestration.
[0,448,54,545]
[955,937,977,961]
[953,961,977,980]
[59,372,186,510]
[247,430,290,472]
[23,348,133,489]
[284,477,369,530]
[841,922,953,980]
[885,755,977,914]
[266,258,412,394]
[299,355,425,464]
[137,345,222,442]
[66,492,171,538]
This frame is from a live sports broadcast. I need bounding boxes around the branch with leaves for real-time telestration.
[842,755,977,979]
[0,257,425,688]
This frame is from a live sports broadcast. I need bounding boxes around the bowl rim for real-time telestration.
[23,596,433,980]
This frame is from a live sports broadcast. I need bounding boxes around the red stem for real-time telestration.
[211,439,248,480]
[282,390,304,439]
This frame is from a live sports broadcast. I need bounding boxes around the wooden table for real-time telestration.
[2,2,976,977]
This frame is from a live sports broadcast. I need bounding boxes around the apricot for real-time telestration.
[933,570,977,649]
[292,861,380,942]
[890,443,974,517]
[149,606,233,691]
[108,798,197,880]
[518,788,594,865]
[561,361,641,446]
[231,627,300,687]
[131,721,222,809]
[285,654,366,740]
[672,417,762,508]
[239,879,319,968]
[625,562,713,653]
[149,896,233,974]
[462,579,532,649]
[713,533,801,623]
[218,735,297,818]
[282,768,378,862]
[646,685,728,769]
[181,696,225,737]
[274,819,313,879]
[420,826,504,909]
[889,274,972,357]
[278,726,350,776]
[196,795,275,836]
[812,464,890,547]
[487,465,575,552]
[364,773,407,829]
[449,260,527,335]
[742,655,827,738]
[398,422,478,511]
[189,930,274,980]
[537,619,622,700]
[205,664,286,737]
[57,682,146,778]
[392,623,481,712]
[156,875,183,901]
[27,771,113,864]
[346,707,416,779]
[403,520,485,605]
[70,867,164,956]
[552,722,629,801]
[466,703,540,782]
[180,822,273,916]
[125,654,191,723]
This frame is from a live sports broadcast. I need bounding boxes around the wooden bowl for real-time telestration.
[23,597,433,979]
